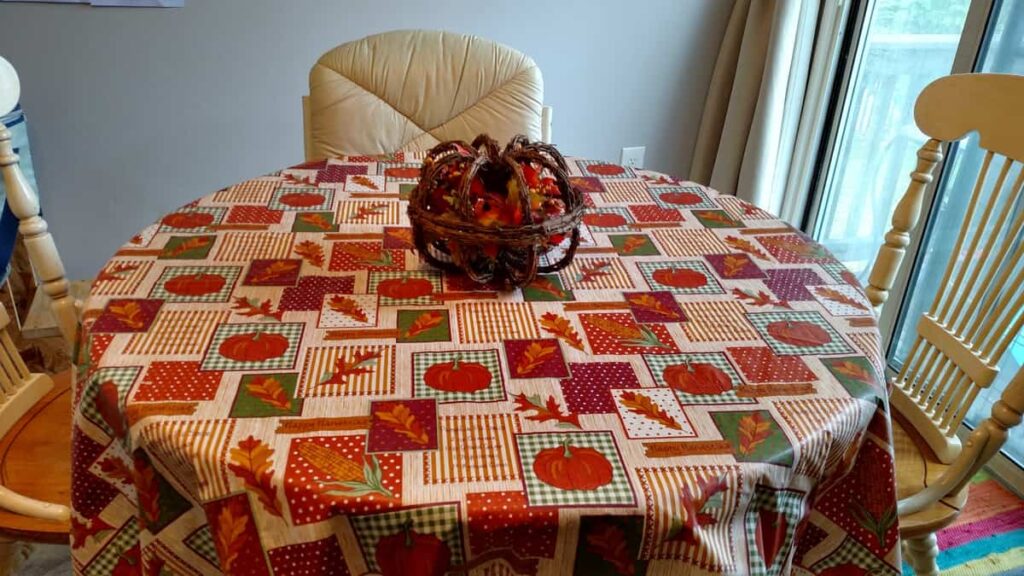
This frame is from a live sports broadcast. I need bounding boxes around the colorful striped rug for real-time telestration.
[903,471,1024,575]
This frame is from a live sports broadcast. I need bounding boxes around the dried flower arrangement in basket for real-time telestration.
[407,135,585,286]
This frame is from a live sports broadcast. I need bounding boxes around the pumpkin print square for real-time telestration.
[329,242,404,272]
[637,261,723,295]
[610,234,660,256]
[367,398,438,452]
[628,204,684,223]
[650,185,718,210]
[285,435,402,525]
[579,313,679,355]
[349,503,465,574]
[291,211,338,232]
[242,259,302,286]
[369,271,441,306]
[747,311,853,356]
[156,206,226,233]
[269,186,334,211]
[644,353,754,406]
[624,291,686,323]
[412,349,505,403]
[230,373,303,417]
[378,162,421,181]
[522,275,574,301]
[576,160,636,179]
[515,431,635,507]
[693,209,745,228]
[611,388,696,439]
[560,361,641,415]
[319,294,378,329]
[149,265,240,303]
[505,339,568,379]
[91,299,163,333]
[78,367,141,435]
[581,207,633,231]
[397,310,450,343]
[158,235,216,260]
[744,484,807,575]
[704,253,766,280]
[382,227,414,249]
[710,410,794,466]
[200,322,303,372]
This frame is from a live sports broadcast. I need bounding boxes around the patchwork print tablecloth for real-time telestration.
[71,154,902,575]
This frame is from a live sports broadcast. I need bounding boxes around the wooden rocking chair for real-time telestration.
[866,73,1024,576]
[0,55,75,572]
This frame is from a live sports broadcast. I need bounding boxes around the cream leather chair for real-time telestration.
[302,30,552,160]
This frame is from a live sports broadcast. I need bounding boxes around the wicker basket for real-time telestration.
[408,135,585,286]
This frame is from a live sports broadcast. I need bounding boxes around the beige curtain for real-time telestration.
[690,0,823,218]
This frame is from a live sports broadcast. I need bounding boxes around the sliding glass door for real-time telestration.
[807,0,1024,474]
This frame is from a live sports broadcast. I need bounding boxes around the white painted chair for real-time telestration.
[302,29,553,161]
[0,55,72,573]
[866,73,1024,576]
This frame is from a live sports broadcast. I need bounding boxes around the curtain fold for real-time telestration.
[690,0,823,219]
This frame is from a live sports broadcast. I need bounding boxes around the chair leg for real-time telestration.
[0,538,32,576]
[904,532,940,576]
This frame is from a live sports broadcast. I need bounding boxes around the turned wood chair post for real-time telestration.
[0,124,77,345]
[866,138,942,313]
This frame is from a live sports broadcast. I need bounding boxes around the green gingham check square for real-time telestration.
[268,187,335,211]
[637,261,725,295]
[78,367,142,437]
[412,349,505,402]
[810,533,897,574]
[350,504,464,572]
[746,311,854,356]
[575,159,637,179]
[200,322,304,371]
[368,270,442,306]
[84,518,140,576]
[649,185,719,210]
[819,261,852,284]
[155,206,226,233]
[148,265,241,303]
[643,353,755,406]
[184,525,220,568]
[744,485,806,576]
[583,206,633,231]
[515,432,635,507]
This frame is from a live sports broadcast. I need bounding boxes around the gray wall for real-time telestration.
[0,0,732,279]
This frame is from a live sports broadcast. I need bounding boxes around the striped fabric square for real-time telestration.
[297,345,395,398]
[681,300,760,342]
[601,179,654,204]
[424,413,521,484]
[637,465,740,567]
[211,179,279,204]
[774,397,864,479]
[559,257,633,290]
[653,229,730,258]
[213,232,295,262]
[124,310,230,356]
[139,419,237,501]
[456,302,540,344]
[91,261,153,296]
[337,201,403,225]
[848,332,884,374]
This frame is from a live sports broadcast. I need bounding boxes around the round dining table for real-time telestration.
[70,152,902,575]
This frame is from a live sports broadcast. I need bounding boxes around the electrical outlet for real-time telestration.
[620,146,645,169]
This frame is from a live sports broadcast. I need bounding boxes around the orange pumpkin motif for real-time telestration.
[218,332,289,362]
[164,273,225,296]
[652,267,707,289]
[663,361,732,395]
[278,192,324,207]
[385,166,422,179]
[533,438,614,491]
[423,356,491,393]
[375,522,452,576]
[161,211,214,229]
[377,277,433,299]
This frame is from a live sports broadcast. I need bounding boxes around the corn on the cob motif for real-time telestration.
[297,442,394,499]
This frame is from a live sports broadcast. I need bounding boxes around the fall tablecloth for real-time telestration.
[71,153,901,576]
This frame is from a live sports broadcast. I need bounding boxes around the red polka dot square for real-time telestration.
[268,537,350,576]
[226,205,284,224]
[135,361,224,401]
[628,204,684,223]
[727,347,815,383]
[560,361,640,414]
[467,491,558,559]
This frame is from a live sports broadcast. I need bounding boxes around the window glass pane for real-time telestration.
[812,0,970,279]
[892,0,1024,465]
